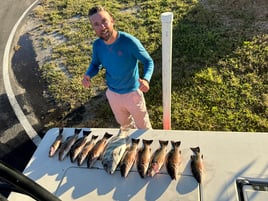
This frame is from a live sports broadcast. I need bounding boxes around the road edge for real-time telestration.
[2,0,41,146]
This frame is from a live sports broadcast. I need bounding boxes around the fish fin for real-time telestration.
[104,132,113,139]
[92,135,98,140]
[59,127,64,134]
[143,139,153,145]
[159,140,169,147]
[74,128,82,134]
[190,146,200,154]
[171,141,181,148]
[83,130,92,136]
[131,138,140,145]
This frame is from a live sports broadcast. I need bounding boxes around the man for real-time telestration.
[82,6,154,129]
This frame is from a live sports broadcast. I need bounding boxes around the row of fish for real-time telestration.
[48,128,203,183]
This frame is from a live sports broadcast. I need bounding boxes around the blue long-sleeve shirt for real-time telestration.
[85,31,154,94]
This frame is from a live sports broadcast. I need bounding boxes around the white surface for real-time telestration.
[55,167,197,201]
[8,128,268,201]
[243,185,268,201]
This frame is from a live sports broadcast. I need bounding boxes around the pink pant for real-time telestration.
[106,89,152,129]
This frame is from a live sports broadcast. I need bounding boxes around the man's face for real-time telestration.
[90,11,114,42]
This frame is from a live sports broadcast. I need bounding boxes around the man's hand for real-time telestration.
[139,78,150,93]
[82,75,91,88]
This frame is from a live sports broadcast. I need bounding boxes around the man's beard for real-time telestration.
[100,29,113,41]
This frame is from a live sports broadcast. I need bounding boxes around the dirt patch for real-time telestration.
[202,0,268,33]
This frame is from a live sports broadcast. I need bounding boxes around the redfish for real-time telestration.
[77,135,98,166]
[70,130,92,163]
[190,146,204,183]
[58,128,82,161]
[166,141,182,180]
[87,132,113,168]
[137,139,153,178]
[49,127,64,157]
[120,138,140,178]
[147,140,169,177]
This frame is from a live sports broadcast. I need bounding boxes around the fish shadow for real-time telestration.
[23,128,71,181]
[176,174,198,195]
[177,152,198,195]
[145,174,172,201]
[113,171,150,201]
[54,166,117,199]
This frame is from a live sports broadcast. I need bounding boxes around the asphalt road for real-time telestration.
[0,0,39,174]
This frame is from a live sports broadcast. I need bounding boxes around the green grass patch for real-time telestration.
[32,0,267,131]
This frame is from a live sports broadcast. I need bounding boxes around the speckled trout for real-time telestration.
[120,138,140,178]
[77,135,98,166]
[137,139,153,178]
[102,129,130,174]
[166,141,182,180]
[87,132,113,168]
[190,146,204,183]
[58,128,82,161]
[70,130,92,163]
[147,140,169,177]
[49,127,64,157]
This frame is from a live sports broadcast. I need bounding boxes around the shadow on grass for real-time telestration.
[148,0,268,130]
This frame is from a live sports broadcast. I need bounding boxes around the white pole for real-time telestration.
[161,12,173,130]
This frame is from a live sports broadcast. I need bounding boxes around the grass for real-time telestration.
[31,0,267,131]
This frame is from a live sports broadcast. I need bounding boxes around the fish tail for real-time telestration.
[92,135,98,140]
[131,138,140,145]
[171,141,181,148]
[74,128,82,135]
[103,132,113,139]
[190,146,200,154]
[159,140,169,147]
[143,139,153,146]
[83,130,92,136]
[59,127,64,134]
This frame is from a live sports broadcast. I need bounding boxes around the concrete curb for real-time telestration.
[3,0,41,146]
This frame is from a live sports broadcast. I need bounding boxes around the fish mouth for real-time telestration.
[103,161,117,174]
[103,163,113,174]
